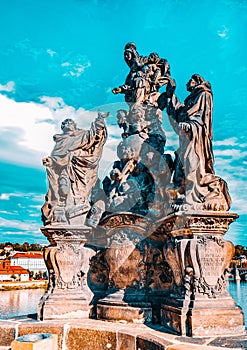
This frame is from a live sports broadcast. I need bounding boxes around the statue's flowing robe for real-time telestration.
[168,84,230,208]
[47,116,107,205]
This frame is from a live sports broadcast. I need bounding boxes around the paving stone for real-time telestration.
[208,334,247,349]
[65,327,116,350]
[0,320,17,346]
[137,333,173,350]
[118,331,136,350]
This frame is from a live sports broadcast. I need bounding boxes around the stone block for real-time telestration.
[0,320,16,346]
[18,323,64,350]
[117,331,136,350]
[166,345,231,350]
[11,334,57,350]
[208,334,247,349]
[65,327,116,350]
[97,303,152,323]
[161,301,245,337]
[137,334,173,350]
[188,306,245,337]
[39,295,92,320]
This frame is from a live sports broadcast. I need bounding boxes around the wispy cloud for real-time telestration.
[61,61,91,78]
[0,194,10,200]
[0,217,39,231]
[0,81,15,92]
[213,138,237,146]
[217,25,229,39]
[46,49,57,57]
[0,93,100,166]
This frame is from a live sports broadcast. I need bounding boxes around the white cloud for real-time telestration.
[46,49,57,57]
[0,194,10,200]
[61,61,91,78]
[214,149,246,158]
[0,94,103,166]
[217,25,229,39]
[0,81,15,92]
[0,217,39,231]
[0,94,56,157]
[213,138,237,146]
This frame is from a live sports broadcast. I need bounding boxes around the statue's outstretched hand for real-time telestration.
[98,111,110,119]
[112,87,121,94]
[179,122,191,132]
[42,156,52,166]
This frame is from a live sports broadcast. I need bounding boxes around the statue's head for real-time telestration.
[124,42,136,51]
[148,52,159,64]
[117,134,144,161]
[186,74,211,92]
[61,118,77,132]
[124,42,139,66]
[117,109,127,126]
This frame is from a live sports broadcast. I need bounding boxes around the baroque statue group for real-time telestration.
[38,43,245,337]
[42,42,230,227]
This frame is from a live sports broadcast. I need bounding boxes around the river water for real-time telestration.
[0,282,246,320]
[0,289,44,319]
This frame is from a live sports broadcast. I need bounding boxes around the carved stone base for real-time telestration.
[97,290,152,323]
[156,211,245,336]
[38,225,95,321]
[161,296,245,336]
[38,291,93,320]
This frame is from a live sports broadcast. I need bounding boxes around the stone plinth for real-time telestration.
[97,289,152,323]
[158,211,245,336]
[97,213,153,323]
[38,225,95,320]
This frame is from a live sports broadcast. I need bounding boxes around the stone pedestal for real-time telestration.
[96,213,153,323]
[158,211,245,336]
[38,225,95,320]
[97,289,152,323]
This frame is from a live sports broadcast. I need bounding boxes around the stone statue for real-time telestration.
[41,112,108,225]
[38,45,244,335]
[167,74,231,211]
[103,134,154,215]
[110,43,174,217]
[112,43,170,106]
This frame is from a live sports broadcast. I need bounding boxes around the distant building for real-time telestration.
[0,260,29,282]
[4,245,13,253]
[11,252,47,274]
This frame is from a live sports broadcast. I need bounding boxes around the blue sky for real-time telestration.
[0,0,246,246]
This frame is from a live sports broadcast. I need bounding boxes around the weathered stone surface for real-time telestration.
[18,323,64,350]
[118,331,136,350]
[208,334,247,348]
[39,293,92,320]
[137,333,173,350]
[97,302,152,324]
[0,321,16,346]
[1,317,246,350]
[188,305,245,337]
[38,226,95,321]
[11,334,57,350]
[41,113,108,227]
[65,328,116,350]
[166,345,231,350]
[158,212,245,337]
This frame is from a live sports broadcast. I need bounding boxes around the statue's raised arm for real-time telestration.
[41,113,108,225]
